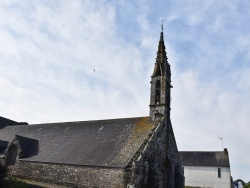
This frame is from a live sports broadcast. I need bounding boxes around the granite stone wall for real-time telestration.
[0,158,4,165]
[149,76,167,120]
[131,117,184,188]
[10,161,127,188]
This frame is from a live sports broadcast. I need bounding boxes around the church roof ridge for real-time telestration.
[17,116,149,127]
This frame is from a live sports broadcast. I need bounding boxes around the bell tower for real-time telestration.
[149,27,172,122]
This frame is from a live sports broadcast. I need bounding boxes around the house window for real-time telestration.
[218,168,221,178]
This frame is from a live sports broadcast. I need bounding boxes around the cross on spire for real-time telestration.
[161,20,163,32]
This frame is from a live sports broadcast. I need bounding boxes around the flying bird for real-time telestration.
[93,68,95,72]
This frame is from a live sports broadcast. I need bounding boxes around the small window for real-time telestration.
[218,168,221,178]
[155,80,161,104]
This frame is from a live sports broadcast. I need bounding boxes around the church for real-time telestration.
[0,30,184,188]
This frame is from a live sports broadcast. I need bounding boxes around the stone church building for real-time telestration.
[0,31,184,187]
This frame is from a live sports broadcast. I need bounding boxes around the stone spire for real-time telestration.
[152,31,169,77]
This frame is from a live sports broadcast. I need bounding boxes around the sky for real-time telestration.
[0,0,249,182]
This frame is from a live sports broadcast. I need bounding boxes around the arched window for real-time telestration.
[161,161,171,188]
[156,80,161,104]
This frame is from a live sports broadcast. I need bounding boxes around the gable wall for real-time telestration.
[184,166,231,188]
[132,117,184,188]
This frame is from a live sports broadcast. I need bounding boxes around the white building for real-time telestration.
[179,149,233,188]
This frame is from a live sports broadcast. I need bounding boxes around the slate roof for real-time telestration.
[16,135,39,159]
[0,117,154,168]
[0,140,8,154]
[0,116,28,129]
[179,150,230,167]
[0,116,19,129]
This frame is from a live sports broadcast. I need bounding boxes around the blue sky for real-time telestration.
[0,0,249,181]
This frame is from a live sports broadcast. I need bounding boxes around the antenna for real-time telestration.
[218,137,223,149]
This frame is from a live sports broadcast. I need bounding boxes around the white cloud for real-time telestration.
[0,1,151,124]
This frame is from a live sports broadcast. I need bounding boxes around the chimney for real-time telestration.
[224,148,228,154]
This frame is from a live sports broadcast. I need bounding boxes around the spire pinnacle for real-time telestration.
[152,24,168,77]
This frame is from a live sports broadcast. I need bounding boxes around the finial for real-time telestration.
[161,20,163,32]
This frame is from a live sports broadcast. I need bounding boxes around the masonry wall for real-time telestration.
[149,76,167,119]
[0,158,4,165]
[10,161,127,188]
[132,117,184,188]
[184,166,231,188]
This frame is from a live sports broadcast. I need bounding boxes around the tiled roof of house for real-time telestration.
[0,117,155,168]
[179,150,230,167]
